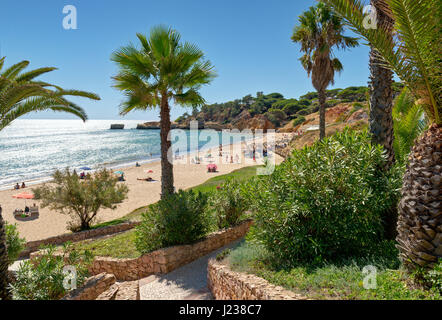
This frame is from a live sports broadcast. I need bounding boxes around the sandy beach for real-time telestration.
[1,134,289,242]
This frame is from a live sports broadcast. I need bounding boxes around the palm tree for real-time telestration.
[292,2,359,140]
[112,25,216,199]
[368,0,396,169]
[0,58,100,300]
[0,57,100,130]
[324,0,441,271]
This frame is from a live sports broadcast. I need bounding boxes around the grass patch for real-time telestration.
[225,241,441,300]
[71,230,140,259]
[190,166,262,193]
[90,218,130,230]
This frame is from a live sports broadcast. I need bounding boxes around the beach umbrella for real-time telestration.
[80,167,92,171]
[12,192,34,206]
[114,171,124,175]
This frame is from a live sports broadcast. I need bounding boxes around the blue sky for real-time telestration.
[0,0,372,121]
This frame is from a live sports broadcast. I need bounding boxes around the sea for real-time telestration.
[0,119,253,190]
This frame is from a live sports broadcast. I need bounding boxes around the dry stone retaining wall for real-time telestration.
[31,220,253,281]
[61,273,116,300]
[87,220,253,281]
[208,260,307,300]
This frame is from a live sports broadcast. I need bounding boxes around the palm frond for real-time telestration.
[323,0,441,124]
[393,88,428,162]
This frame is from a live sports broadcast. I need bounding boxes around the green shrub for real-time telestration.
[135,190,212,254]
[296,109,309,116]
[246,129,402,266]
[5,222,26,265]
[209,178,249,229]
[414,259,442,293]
[9,243,93,300]
[293,116,306,127]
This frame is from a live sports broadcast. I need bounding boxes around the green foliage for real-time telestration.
[209,178,249,229]
[111,25,216,115]
[135,190,212,254]
[292,116,306,127]
[0,57,100,131]
[9,244,93,300]
[336,86,368,102]
[324,0,441,125]
[246,130,403,266]
[265,108,287,126]
[227,241,439,300]
[393,88,428,163]
[423,260,442,293]
[33,168,129,231]
[5,222,25,266]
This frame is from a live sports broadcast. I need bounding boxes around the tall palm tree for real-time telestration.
[0,57,100,130]
[324,0,441,271]
[112,25,216,199]
[292,2,359,140]
[369,0,396,169]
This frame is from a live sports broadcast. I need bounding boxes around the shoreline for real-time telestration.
[1,133,289,242]
[0,131,262,191]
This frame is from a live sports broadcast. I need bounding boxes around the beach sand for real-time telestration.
[1,135,288,241]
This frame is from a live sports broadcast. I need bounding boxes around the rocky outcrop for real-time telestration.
[110,124,125,129]
[136,122,162,130]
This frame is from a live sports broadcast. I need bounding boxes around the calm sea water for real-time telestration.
[0,119,249,190]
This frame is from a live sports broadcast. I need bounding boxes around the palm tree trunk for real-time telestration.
[318,89,327,140]
[160,95,174,199]
[0,206,11,300]
[369,0,395,170]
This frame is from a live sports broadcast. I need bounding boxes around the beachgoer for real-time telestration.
[21,182,26,188]
[80,172,85,179]
[24,206,30,213]
[137,177,153,182]
[136,162,141,167]
[14,183,20,190]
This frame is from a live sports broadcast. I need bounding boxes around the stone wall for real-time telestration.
[208,260,307,300]
[32,219,253,281]
[87,219,253,281]
[62,273,116,300]
[20,221,140,258]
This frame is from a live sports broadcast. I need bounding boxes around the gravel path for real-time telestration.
[139,239,243,300]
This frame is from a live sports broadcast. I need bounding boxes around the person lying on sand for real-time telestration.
[137,177,154,182]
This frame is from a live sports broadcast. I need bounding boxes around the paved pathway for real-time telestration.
[139,239,243,300]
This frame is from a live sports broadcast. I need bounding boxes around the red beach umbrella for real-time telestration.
[13,193,34,199]
[12,192,34,206]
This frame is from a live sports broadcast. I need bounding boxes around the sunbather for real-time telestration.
[137,177,154,182]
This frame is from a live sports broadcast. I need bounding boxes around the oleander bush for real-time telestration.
[9,243,93,300]
[246,129,403,266]
[5,222,26,265]
[135,190,212,254]
[209,178,249,229]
